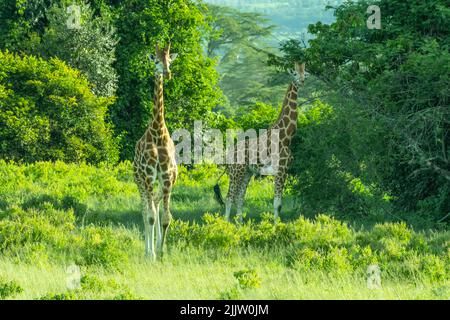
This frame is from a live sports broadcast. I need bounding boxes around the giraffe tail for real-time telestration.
[213,184,225,207]
[213,170,226,207]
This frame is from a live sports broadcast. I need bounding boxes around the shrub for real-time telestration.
[201,214,241,250]
[0,161,448,285]
[0,204,141,268]
[219,269,261,300]
[39,292,78,300]
[170,213,449,282]
[0,279,23,299]
[77,226,141,268]
[80,275,107,292]
[235,102,279,131]
[0,51,119,164]
[38,1,118,97]
[112,290,144,300]
[234,269,261,290]
[0,205,75,261]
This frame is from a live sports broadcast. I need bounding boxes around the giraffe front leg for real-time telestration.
[155,200,162,251]
[138,189,153,258]
[142,201,151,256]
[154,188,163,251]
[160,184,173,258]
[274,169,287,222]
[144,191,156,261]
[144,197,157,261]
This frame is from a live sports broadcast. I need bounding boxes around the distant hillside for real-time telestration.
[205,0,345,42]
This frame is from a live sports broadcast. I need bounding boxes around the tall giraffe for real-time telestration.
[215,62,305,222]
[133,43,178,259]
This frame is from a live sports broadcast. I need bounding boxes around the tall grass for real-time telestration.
[0,161,448,299]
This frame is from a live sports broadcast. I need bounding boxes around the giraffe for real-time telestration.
[133,43,178,260]
[215,62,306,222]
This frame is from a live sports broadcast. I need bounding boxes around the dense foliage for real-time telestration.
[0,0,224,160]
[0,0,447,231]
[37,1,119,97]
[0,51,119,163]
[0,1,119,98]
[112,0,223,159]
[271,0,450,225]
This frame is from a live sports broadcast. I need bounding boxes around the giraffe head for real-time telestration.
[289,62,306,87]
[149,43,178,80]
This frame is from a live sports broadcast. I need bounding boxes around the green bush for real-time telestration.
[219,269,261,300]
[290,99,393,221]
[39,274,131,300]
[0,161,141,268]
[39,292,78,300]
[170,213,449,282]
[235,102,279,131]
[234,269,261,290]
[0,279,23,299]
[0,205,75,262]
[0,204,141,268]
[0,51,119,164]
[77,226,141,268]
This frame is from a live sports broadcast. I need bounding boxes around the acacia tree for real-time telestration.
[204,5,286,112]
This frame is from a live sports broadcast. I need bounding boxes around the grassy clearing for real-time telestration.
[0,161,448,300]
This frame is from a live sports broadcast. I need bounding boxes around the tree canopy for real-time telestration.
[283,0,450,222]
[0,51,119,163]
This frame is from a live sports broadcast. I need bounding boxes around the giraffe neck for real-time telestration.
[273,82,298,131]
[151,73,167,131]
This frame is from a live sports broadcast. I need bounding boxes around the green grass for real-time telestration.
[0,161,448,300]
[1,250,448,300]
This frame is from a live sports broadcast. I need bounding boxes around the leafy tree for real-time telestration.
[112,0,223,159]
[0,1,119,97]
[282,0,449,223]
[204,5,287,113]
[0,51,119,163]
[38,1,119,97]
[0,0,51,52]
[235,102,279,131]
[204,4,273,60]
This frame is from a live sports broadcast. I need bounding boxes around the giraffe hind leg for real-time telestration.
[225,165,247,222]
[236,171,252,223]
[274,168,287,222]
[225,169,238,221]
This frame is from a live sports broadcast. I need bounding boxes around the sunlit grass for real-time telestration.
[0,161,448,300]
